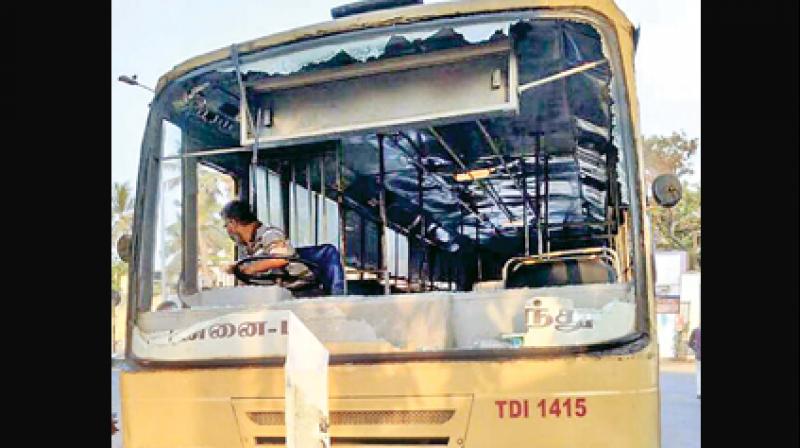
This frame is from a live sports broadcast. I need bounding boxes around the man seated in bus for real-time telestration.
[221,200,314,288]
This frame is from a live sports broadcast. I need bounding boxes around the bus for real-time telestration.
[116,1,681,446]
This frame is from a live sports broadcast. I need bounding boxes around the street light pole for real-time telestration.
[117,74,155,93]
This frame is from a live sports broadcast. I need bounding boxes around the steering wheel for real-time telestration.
[232,255,317,288]
[232,255,291,286]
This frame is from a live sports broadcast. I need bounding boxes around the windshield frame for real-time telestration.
[126,7,651,363]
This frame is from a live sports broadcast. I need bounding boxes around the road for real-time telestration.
[112,368,121,448]
[111,362,700,447]
[660,362,701,448]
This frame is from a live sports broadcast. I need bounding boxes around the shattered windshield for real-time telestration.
[135,15,643,359]
[237,21,512,79]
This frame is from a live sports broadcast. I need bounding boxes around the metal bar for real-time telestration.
[607,145,621,236]
[181,149,199,295]
[159,146,250,161]
[549,234,615,242]
[475,223,482,282]
[131,113,163,324]
[461,220,612,230]
[336,143,348,295]
[360,212,366,272]
[521,141,530,256]
[394,230,399,288]
[428,249,434,291]
[279,164,291,237]
[417,151,425,291]
[604,150,614,248]
[417,131,429,292]
[605,88,621,236]
[264,165,271,226]
[229,44,256,146]
[518,59,608,94]
[457,211,464,290]
[291,163,298,245]
[544,148,551,252]
[313,177,319,245]
[428,127,514,222]
[306,162,315,246]
[320,154,327,244]
[533,133,543,255]
[249,109,262,211]
[377,134,390,296]
[407,232,413,292]
[158,162,168,302]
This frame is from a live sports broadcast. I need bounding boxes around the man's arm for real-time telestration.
[239,258,289,275]
[236,229,294,276]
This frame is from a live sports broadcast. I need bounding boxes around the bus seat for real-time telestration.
[296,244,345,295]
[505,258,616,289]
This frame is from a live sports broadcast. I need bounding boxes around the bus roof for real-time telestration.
[155,0,633,94]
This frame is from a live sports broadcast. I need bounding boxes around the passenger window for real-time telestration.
[266,169,284,230]
[345,210,363,268]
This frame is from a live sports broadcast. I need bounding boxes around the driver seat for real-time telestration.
[295,244,345,296]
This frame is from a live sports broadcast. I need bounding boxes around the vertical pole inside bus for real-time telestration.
[377,134,390,295]
[249,109,262,212]
[416,147,424,292]
[533,132,543,255]
[521,142,530,256]
[292,163,298,246]
[320,154,326,245]
[280,163,291,239]
[543,144,550,252]
[474,217,482,282]
[336,142,348,296]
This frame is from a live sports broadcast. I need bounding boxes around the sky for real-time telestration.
[112,0,700,189]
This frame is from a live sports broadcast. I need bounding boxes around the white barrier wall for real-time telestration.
[681,272,701,329]
[654,251,687,359]
[654,251,687,297]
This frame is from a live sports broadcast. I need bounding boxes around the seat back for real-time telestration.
[505,257,616,289]
[296,244,345,295]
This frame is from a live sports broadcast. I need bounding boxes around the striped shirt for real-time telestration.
[236,224,313,285]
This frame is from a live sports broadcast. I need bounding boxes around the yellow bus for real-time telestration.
[117,1,681,446]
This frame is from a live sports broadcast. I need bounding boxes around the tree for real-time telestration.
[161,168,235,294]
[642,131,698,187]
[651,184,701,264]
[643,132,701,270]
[111,182,134,248]
[111,182,134,292]
[196,169,235,287]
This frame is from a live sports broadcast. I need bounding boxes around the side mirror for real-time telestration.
[117,234,132,263]
[651,174,682,208]
[111,289,121,307]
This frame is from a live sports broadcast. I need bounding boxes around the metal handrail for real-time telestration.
[501,247,622,284]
